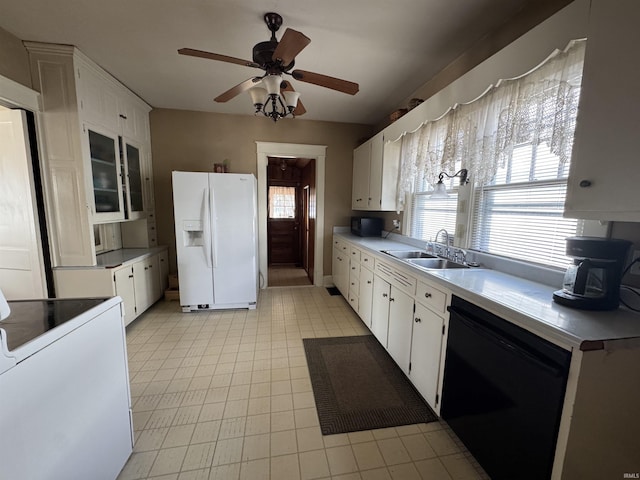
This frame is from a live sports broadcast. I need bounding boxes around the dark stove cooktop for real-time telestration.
[1,298,108,351]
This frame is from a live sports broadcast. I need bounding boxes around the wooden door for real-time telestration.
[267,185,300,265]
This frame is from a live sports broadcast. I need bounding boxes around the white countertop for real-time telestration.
[336,232,640,350]
[96,246,167,268]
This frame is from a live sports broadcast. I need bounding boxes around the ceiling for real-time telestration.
[1,0,548,126]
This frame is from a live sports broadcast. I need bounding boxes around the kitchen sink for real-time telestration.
[407,257,469,269]
[381,250,437,259]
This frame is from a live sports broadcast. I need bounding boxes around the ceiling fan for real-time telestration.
[178,12,359,119]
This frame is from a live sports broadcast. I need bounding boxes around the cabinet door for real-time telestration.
[86,126,125,223]
[386,286,414,375]
[368,132,384,209]
[77,63,120,132]
[332,248,349,296]
[133,260,150,313]
[371,276,390,347]
[564,0,640,221]
[358,267,374,327]
[352,142,371,210]
[114,266,136,326]
[122,138,145,220]
[409,302,445,408]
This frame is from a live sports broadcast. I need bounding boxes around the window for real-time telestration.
[268,186,296,219]
[471,143,581,268]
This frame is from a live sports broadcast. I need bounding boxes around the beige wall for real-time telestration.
[149,108,372,275]
[0,26,31,89]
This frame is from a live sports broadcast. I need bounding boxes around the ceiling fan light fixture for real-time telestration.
[249,86,268,109]
[282,90,300,111]
[262,74,282,96]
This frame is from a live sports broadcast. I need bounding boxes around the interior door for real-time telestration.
[0,109,47,299]
[267,185,300,265]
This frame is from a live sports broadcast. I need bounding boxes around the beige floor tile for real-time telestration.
[294,407,320,428]
[296,426,325,452]
[209,462,241,480]
[292,391,315,409]
[326,445,359,476]
[323,433,350,448]
[227,384,251,401]
[117,451,158,480]
[211,438,244,466]
[190,420,221,444]
[218,417,247,440]
[239,458,270,480]
[162,424,195,448]
[134,427,169,452]
[242,433,271,461]
[351,441,386,470]
[248,396,271,416]
[376,438,412,466]
[177,468,209,479]
[424,429,461,456]
[359,467,392,480]
[245,413,271,436]
[272,410,297,432]
[271,453,301,480]
[172,405,202,426]
[198,402,225,422]
[271,393,294,412]
[223,399,249,419]
[387,462,422,480]
[400,433,437,461]
[148,446,188,476]
[291,378,312,393]
[271,429,298,456]
[147,408,178,429]
[299,449,331,480]
[348,430,375,444]
[182,442,216,471]
[249,382,271,398]
[414,458,453,480]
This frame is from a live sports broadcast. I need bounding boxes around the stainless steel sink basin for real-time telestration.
[381,250,436,259]
[407,257,469,269]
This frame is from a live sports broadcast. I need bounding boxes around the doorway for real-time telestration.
[256,142,327,288]
[266,157,315,287]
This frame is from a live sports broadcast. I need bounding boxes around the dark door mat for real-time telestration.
[326,287,341,296]
[303,335,438,435]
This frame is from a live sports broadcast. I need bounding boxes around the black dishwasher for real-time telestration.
[441,295,571,480]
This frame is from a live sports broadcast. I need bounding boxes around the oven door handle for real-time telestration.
[448,306,567,378]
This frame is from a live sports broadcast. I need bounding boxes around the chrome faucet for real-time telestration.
[434,229,451,259]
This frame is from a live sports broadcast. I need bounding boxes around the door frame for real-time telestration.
[256,142,326,288]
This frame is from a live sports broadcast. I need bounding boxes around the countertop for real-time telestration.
[336,232,640,350]
[0,296,122,374]
[54,246,168,270]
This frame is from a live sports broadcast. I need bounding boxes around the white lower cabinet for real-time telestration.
[358,267,374,327]
[53,249,166,326]
[332,244,349,296]
[409,301,445,408]
[386,287,415,375]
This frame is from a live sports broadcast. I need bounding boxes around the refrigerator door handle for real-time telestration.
[202,188,213,268]
[210,185,218,268]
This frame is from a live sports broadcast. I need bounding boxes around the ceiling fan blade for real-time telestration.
[178,48,260,69]
[214,77,261,103]
[272,29,311,66]
[291,69,359,95]
[281,81,306,116]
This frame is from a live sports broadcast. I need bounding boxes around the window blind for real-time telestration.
[410,192,458,243]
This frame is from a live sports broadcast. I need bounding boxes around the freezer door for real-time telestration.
[172,172,214,306]
[209,173,258,305]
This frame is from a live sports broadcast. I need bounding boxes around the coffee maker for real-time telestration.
[553,237,632,310]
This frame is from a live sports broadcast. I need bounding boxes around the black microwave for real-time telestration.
[351,216,384,237]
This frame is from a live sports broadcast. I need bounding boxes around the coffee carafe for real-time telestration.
[553,237,632,310]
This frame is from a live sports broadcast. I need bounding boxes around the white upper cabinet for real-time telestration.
[564,0,640,221]
[26,42,153,266]
[351,132,400,211]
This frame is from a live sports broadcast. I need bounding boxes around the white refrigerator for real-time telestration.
[172,172,258,311]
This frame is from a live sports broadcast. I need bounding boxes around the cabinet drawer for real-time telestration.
[349,262,360,279]
[361,252,374,268]
[333,238,348,253]
[349,277,360,294]
[348,293,359,312]
[416,280,447,314]
[374,260,416,296]
[350,247,361,263]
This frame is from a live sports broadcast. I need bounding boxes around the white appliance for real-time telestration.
[172,171,258,312]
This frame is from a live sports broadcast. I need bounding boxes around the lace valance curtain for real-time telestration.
[396,39,586,207]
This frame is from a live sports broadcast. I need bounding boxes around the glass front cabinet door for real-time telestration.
[87,127,125,222]
[121,138,145,220]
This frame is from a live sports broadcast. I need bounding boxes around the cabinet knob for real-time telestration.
[382,293,388,298]
[128,275,134,279]
[389,297,395,302]
[579,179,592,187]
[415,317,421,323]
[424,292,432,298]
[119,114,127,119]
[367,280,371,284]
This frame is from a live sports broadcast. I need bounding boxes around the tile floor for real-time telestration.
[118,286,490,480]
[268,266,312,287]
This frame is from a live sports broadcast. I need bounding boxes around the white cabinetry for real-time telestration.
[25,42,153,266]
[358,253,375,327]
[410,280,448,409]
[351,132,399,211]
[332,238,350,296]
[564,0,640,221]
[53,249,167,326]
